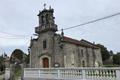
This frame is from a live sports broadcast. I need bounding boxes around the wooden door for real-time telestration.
[42,58,49,68]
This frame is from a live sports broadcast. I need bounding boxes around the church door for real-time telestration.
[42,57,49,68]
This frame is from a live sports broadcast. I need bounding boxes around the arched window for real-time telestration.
[41,15,44,24]
[43,40,47,49]
[46,14,49,24]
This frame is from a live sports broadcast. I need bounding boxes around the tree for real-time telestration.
[109,50,114,55]
[9,49,26,80]
[117,52,120,55]
[10,49,25,63]
[96,44,110,62]
[113,52,120,65]
[25,53,30,64]
[0,55,5,72]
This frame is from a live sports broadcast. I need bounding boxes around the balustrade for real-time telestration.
[5,67,120,80]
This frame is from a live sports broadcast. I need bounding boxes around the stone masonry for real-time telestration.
[29,7,103,68]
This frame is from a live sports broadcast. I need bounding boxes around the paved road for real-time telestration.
[0,74,4,80]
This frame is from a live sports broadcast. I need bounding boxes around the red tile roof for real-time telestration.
[63,36,99,49]
[64,36,81,45]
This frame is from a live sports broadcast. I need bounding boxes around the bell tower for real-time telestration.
[35,6,58,34]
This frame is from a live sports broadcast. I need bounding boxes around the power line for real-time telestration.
[0,12,120,38]
[59,12,120,31]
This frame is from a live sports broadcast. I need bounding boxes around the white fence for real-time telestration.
[5,67,120,80]
[23,67,120,80]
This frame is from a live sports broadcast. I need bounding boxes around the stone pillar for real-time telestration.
[116,69,120,80]
[10,64,15,80]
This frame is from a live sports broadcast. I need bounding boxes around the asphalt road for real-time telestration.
[0,74,4,80]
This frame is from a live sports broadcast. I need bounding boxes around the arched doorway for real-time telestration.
[42,57,49,68]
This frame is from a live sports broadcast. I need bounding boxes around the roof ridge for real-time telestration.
[63,36,99,49]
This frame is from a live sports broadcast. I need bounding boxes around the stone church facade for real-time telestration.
[29,7,102,68]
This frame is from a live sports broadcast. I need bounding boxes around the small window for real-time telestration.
[81,49,84,57]
[43,40,47,49]
[41,16,44,24]
[82,61,85,67]
[46,14,49,24]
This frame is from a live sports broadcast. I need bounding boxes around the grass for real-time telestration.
[14,67,22,79]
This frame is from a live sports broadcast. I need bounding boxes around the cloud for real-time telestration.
[0,0,120,55]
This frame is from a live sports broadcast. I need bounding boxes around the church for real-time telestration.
[29,7,103,68]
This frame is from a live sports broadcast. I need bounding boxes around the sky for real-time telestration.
[0,0,120,56]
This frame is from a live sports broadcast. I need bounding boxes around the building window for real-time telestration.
[43,40,47,49]
[81,49,84,57]
[41,15,44,24]
[46,14,49,24]
[64,55,67,67]
[71,53,75,65]
[82,61,85,67]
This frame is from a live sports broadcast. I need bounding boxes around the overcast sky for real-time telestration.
[0,0,120,56]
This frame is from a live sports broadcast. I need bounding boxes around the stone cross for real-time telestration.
[44,3,46,9]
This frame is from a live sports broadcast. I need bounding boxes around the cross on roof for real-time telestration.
[44,3,46,9]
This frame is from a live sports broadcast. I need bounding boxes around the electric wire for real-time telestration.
[58,12,120,31]
[0,12,120,39]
